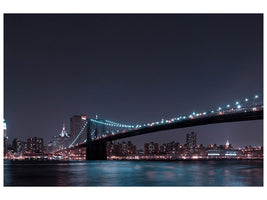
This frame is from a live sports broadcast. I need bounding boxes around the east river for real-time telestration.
[4,159,263,186]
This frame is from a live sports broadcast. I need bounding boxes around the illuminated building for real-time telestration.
[107,141,137,156]
[127,141,136,154]
[60,123,69,137]
[70,114,87,141]
[12,138,24,153]
[48,123,70,152]
[207,149,238,158]
[165,141,181,154]
[27,137,44,153]
[226,139,229,147]
[224,139,233,150]
[57,123,70,149]
[3,119,8,157]
[186,131,197,153]
[144,142,159,155]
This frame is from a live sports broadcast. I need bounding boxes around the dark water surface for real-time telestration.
[4,160,263,186]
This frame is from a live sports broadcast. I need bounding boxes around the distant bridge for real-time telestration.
[57,94,263,160]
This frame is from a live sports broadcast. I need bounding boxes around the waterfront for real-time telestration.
[4,160,263,186]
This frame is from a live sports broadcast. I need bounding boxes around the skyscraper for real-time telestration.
[186,131,197,153]
[144,142,159,155]
[60,123,69,137]
[57,123,70,150]
[27,137,44,153]
[226,139,229,147]
[70,114,87,142]
[3,119,8,157]
[48,123,71,152]
[12,138,24,153]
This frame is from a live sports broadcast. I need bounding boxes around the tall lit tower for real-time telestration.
[3,119,8,157]
[59,123,69,137]
[226,139,230,148]
[3,119,7,137]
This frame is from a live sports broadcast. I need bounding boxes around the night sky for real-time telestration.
[4,14,263,149]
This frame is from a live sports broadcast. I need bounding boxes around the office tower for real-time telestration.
[60,123,69,137]
[27,137,44,153]
[186,131,197,152]
[144,142,159,155]
[3,119,8,156]
[70,115,87,141]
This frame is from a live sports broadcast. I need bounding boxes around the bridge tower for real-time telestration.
[86,119,107,160]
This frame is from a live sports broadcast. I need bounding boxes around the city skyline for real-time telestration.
[5,128,263,161]
[4,118,263,150]
[4,14,263,149]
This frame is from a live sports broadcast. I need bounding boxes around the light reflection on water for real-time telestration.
[4,160,263,186]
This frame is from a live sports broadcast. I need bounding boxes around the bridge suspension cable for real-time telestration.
[96,94,263,131]
[90,119,136,128]
[68,94,263,145]
[68,121,88,148]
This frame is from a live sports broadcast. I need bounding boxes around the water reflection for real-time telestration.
[4,160,263,186]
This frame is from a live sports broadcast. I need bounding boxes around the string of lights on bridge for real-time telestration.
[69,94,263,147]
[91,94,262,129]
[69,121,88,147]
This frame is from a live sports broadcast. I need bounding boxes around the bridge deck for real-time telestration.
[99,110,263,141]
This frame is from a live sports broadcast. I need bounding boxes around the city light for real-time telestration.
[15,93,261,162]
[79,94,262,145]
[3,119,7,130]
[208,153,220,156]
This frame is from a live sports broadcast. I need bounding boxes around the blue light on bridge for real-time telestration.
[67,93,262,149]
